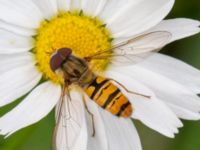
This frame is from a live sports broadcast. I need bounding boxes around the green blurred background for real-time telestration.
[0,0,200,150]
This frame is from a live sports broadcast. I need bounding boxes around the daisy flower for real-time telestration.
[0,0,200,150]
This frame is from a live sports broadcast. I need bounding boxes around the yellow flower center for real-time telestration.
[34,11,112,84]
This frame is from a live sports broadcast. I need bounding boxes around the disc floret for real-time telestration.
[34,11,112,84]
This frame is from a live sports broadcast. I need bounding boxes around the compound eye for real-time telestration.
[50,48,72,72]
[50,53,64,72]
[58,48,72,58]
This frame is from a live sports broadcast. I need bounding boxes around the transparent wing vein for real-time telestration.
[54,91,86,150]
[86,31,172,66]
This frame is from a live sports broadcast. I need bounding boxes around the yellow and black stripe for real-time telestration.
[84,76,133,118]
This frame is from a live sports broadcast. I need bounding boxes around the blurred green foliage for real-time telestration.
[0,0,200,150]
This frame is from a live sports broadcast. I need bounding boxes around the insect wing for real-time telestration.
[85,31,172,66]
[53,91,87,150]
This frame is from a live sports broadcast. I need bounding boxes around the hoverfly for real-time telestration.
[50,31,172,150]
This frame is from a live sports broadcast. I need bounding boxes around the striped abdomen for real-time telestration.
[84,76,133,118]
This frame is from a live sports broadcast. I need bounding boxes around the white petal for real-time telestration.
[102,0,174,38]
[0,52,34,74]
[139,53,200,94]
[55,90,88,150]
[0,29,33,54]
[85,98,108,150]
[0,20,36,36]
[100,109,142,150]
[147,18,200,43]
[0,82,61,136]
[116,66,200,121]
[71,0,81,10]
[110,31,171,67]
[105,70,183,138]
[168,103,200,120]
[81,0,107,17]
[33,0,58,20]
[0,62,42,107]
[57,0,71,11]
[0,0,44,28]
[99,0,134,22]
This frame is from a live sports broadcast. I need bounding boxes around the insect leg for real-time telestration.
[108,78,151,99]
[52,85,66,150]
[82,95,95,137]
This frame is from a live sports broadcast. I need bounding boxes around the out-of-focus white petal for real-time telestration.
[81,0,107,17]
[0,20,36,36]
[57,0,71,11]
[147,18,200,43]
[71,0,81,10]
[0,29,33,54]
[102,0,174,38]
[85,98,108,150]
[100,109,142,150]
[116,66,200,120]
[0,62,41,107]
[0,0,43,28]
[0,82,61,137]
[33,0,58,20]
[106,70,183,138]
[139,53,200,94]
[55,90,88,150]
